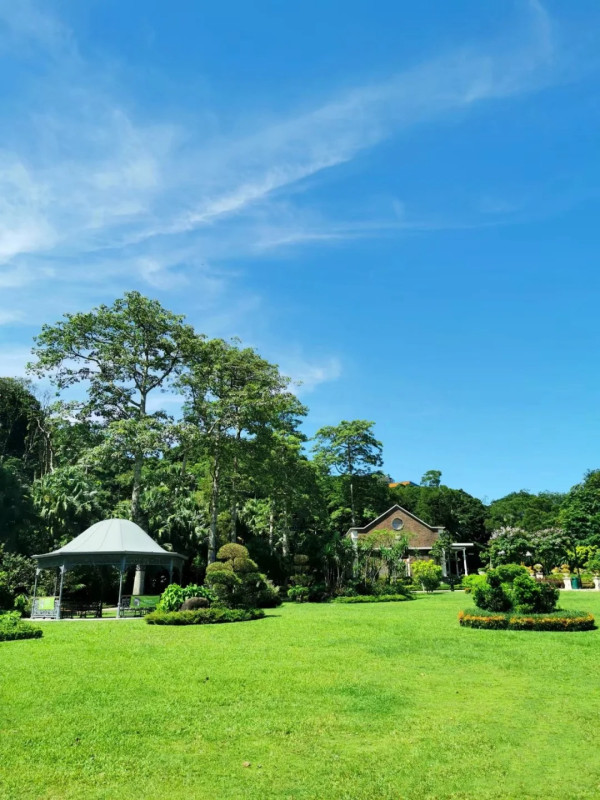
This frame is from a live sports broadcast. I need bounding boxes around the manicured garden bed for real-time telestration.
[2,593,600,799]
[459,607,595,631]
[145,607,265,625]
[333,594,412,604]
[0,612,43,642]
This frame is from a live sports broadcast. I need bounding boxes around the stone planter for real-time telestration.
[563,576,572,590]
[593,577,600,591]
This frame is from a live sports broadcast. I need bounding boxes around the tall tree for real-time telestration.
[421,469,442,488]
[181,339,305,562]
[28,291,197,526]
[312,420,383,526]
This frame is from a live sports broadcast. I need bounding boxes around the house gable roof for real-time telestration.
[345,504,443,537]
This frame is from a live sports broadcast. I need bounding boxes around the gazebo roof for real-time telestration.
[33,519,185,568]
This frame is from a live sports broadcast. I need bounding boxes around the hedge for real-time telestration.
[0,614,43,642]
[145,607,265,625]
[334,594,413,604]
[458,608,595,632]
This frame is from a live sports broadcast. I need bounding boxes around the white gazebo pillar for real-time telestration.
[57,565,66,620]
[441,548,448,577]
[116,559,126,618]
[132,565,145,595]
[462,548,469,576]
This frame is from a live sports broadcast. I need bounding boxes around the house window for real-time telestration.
[392,518,404,531]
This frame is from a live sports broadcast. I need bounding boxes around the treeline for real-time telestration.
[1,292,600,602]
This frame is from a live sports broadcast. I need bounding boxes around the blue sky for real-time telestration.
[1,0,600,501]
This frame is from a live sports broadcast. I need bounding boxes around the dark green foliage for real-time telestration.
[205,543,277,609]
[512,574,559,613]
[157,583,215,613]
[287,585,309,602]
[333,594,413,604]
[0,612,43,641]
[0,545,35,611]
[494,563,528,583]
[472,569,513,612]
[459,608,595,631]
[486,490,565,534]
[216,543,249,563]
[145,607,264,625]
[472,568,559,614]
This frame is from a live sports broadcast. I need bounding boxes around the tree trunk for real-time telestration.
[208,455,220,564]
[131,452,143,525]
[349,476,356,527]
[268,504,274,555]
[281,499,289,558]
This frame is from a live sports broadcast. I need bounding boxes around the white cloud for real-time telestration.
[278,356,343,394]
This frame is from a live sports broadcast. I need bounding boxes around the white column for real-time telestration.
[462,548,468,576]
[57,565,66,620]
[116,562,125,618]
[31,568,40,619]
[132,565,145,595]
[441,549,448,577]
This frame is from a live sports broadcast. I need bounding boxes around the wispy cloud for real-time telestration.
[0,0,577,387]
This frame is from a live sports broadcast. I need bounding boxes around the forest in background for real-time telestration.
[2,291,600,605]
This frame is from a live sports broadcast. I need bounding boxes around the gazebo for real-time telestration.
[31,519,185,619]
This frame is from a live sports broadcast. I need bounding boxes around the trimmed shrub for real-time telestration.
[459,608,595,632]
[287,585,309,603]
[206,544,279,609]
[0,612,43,642]
[473,569,513,612]
[462,574,487,594]
[334,594,413,604]
[145,607,264,626]
[495,563,528,583]
[411,560,443,592]
[512,574,558,613]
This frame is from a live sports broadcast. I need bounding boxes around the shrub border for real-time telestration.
[0,626,43,642]
[334,594,412,604]
[458,608,595,631]
[145,607,265,625]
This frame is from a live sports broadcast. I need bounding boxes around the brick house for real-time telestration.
[345,504,472,577]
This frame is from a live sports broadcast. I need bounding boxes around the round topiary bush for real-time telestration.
[216,543,249,562]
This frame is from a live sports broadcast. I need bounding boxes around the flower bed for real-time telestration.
[334,594,412,604]
[458,608,595,632]
[0,612,43,642]
[145,607,264,625]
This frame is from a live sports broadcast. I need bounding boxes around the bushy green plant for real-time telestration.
[411,560,442,592]
[495,563,528,583]
[287,585,309,603]
[512,574,558,613]
[157,583,215,612]
[0,611,43,642]
[157,584,185,612]
[145,607,264,625]
[205,544,277,609]
[461,574,487,594]
[472,569,513,612]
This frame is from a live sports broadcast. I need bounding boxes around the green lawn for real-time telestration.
[2,592,600,800]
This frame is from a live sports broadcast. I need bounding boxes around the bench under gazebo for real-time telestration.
[31,519,185,619]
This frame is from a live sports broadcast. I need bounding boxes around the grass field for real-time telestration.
[2,592,600,800]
